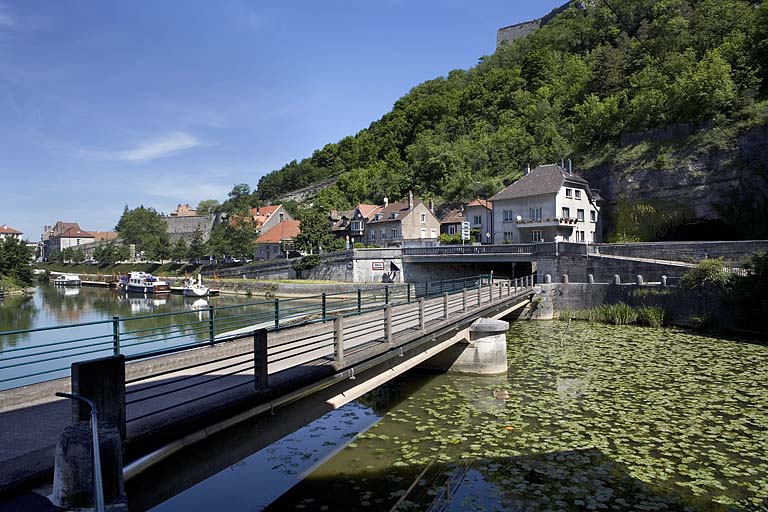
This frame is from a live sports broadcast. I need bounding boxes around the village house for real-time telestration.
[364,192,440,248]
[169,203,198,217]
[41,222,91,260]
[439,208,465,238]
[0,225,23,241]
[329,204,382,246]
[254,220,301,260]
[252,205,293,235]
[464,199,494,244]
[489,163,601,244]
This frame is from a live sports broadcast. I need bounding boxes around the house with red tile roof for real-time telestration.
[255,220,301,260]
[465,199,494,244]
[0,225,23,241]
[41,221,95,259]
[329,203,382,245]
[251,205,293,235]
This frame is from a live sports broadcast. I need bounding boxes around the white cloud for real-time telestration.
[78,132,205,162]
[0,4,14,29]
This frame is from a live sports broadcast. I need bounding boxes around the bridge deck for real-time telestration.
[0,277,534,496]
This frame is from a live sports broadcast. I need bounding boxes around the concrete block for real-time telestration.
[444,318,509,375]
[72,355,126,440]
[52,422,125,510]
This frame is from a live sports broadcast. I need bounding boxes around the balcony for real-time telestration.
[515,217,580,228]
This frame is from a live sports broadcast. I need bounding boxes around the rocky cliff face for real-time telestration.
[580,124,768,240]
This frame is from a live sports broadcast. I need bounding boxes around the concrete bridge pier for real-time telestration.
[420,318,509,375]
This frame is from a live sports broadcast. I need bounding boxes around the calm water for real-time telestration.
[134,321,768,511]
[0,284,290,389]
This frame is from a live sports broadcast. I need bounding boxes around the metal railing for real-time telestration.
[0,276,500,390]
[87,274,536,433]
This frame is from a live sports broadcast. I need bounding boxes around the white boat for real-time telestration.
[124,272,171,295]
[182,274,209,297]
[52,274,81,286]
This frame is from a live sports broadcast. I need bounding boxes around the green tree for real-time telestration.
[208,210,257,260]
[187,228,208,261]
[115,206,170,257]
[71,248,85,263]
[0,237,33,285]
[196,199,221,216]
[170,239,189,262]
[293,208,342,254]
[93,241,129,266]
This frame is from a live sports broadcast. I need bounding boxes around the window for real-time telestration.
[531,230,543,242]
[529,208,542,221]
[448,225,456,235]
[351,220,362,231]
[562,207,570,219]
[381,229,386,240]
[565,188,572,198]
[392,228,399,239]
[76,239,80,245]
[370,230,376,240]
[421,227,427,238]
[575,190,581,200]
[590,231,595,242]
[473,215,482,225]
[503,210,514,222]
[278,212,285,221]
[577,209,584,222]
[576,231,585,242]
[503,232,514,242]
[590,210,596,223]
[420,213,426,223]
[430,228,437,239]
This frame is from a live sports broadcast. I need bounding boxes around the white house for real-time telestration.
[464,199,494,244]
[489,164,601,244]
[0,225,22,241]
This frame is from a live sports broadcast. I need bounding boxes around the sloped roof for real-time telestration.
[367,200,419,224]
[356,204,381,220]
[440,209,464,224]
[466,198,493,211]
[48,222,80,238]
[0,225,22,235]
[256,220,300,244]
[251,205,283,228]
[58,227,95,239]
[489,164,590,202]
[92,231,118,242]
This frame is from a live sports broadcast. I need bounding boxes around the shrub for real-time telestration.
[679,258,732,290]
[637,306,666,327]
[597,303,638,325]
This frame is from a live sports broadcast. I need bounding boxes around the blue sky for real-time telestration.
[0,0,564,239]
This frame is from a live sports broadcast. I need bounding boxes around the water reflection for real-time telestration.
[0,294,37,349]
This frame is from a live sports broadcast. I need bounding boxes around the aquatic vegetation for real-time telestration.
[273,322,768,511]
[637,306,666,328]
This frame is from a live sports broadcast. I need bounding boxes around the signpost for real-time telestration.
[461,221,470,246]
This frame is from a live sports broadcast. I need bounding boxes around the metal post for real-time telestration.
[385,286,390,305]
[253,329,268,391]
[357,289,362,314]
[407,284,412,303]
[334,315,344,365]
[487,280,493,302]
[111,316,120,356]
[274,298,280,331]
[462,288,467,311]
[419,298,426,332]
[443,293,449,320]
[384,305,392,346]
[322,293,327,320]
[425,281,429,299]
[440,280,444,296]
[477,286,481,307]
[55,393,105,512]
[208,306,215,345]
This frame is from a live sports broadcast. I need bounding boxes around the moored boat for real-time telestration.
[182,274,209,297]
[52,274,82,286]
[124,272,171,295]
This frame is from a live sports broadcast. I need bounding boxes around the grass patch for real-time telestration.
[561,302,666,328]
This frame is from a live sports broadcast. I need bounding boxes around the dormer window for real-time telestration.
[375,214,383,221]
[391,212,399,220]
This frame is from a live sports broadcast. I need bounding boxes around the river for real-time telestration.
[0,284,293,390]
[126,321,767,511]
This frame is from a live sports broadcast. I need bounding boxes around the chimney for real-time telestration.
[383,196,389,207]
[408,190,414,210]
[567,159,573,174]
[428,198,434,212]
[526,163,531,175]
